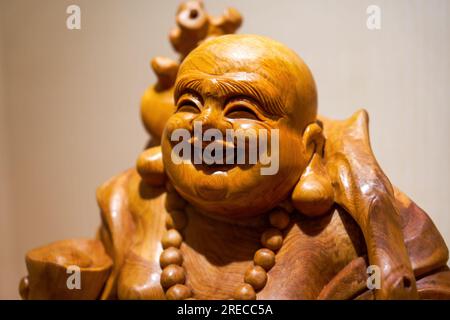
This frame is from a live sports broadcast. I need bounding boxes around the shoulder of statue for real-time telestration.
[95,166,169,299]
[96,165,168,235]
[96,168,136,213]
[95,168,137,271]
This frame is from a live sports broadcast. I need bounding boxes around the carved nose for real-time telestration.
[195,111,214,126]
[194,111,228,134]
[191,112,233,150]
[200,122,216,132]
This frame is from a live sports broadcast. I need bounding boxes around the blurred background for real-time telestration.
[0,0,449,299]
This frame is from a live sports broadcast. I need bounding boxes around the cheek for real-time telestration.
[229,120,305,171]
[230,119,271,132]
[161,136,173,173]
[277,127,307,174]
[162,115,191,171]
[164,113,196,138]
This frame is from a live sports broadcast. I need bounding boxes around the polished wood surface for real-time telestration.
[20,239,112,300]
[21,0,450,300]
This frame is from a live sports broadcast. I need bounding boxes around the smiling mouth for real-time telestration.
[189,141,254,173]
[191,145,237,173]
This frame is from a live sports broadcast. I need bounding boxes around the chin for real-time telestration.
[165,161,296,218]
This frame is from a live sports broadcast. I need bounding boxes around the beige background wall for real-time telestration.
[0,7,15,298]
[0,0,449,299]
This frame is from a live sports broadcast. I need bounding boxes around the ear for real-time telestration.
[302,122,325,160]
[291,122,334,217]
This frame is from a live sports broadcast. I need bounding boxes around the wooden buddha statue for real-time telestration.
[20,1,450,300]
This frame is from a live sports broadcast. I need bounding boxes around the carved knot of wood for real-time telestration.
[169,0,243,60]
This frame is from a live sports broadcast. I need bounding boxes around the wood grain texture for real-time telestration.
[22,239,112,300]
[97,170,365,300]
[320,111,418,299]
[26,167,444,300]
[318,188,449,300]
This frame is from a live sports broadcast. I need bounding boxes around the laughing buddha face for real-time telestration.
[162,34,318,218]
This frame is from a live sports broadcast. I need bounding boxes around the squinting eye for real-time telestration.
[177,98,201,114]
[225,105,259,120]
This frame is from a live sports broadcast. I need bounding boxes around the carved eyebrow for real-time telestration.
[174,77,204,102]
[174,75,286,118]
[215,78,285,117]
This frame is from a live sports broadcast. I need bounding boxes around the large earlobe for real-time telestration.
[291,122,334,217]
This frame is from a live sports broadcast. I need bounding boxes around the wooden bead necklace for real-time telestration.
[159,182,293,300]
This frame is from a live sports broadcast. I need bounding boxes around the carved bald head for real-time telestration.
[162,34,318,217]
[177,34,317,132]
